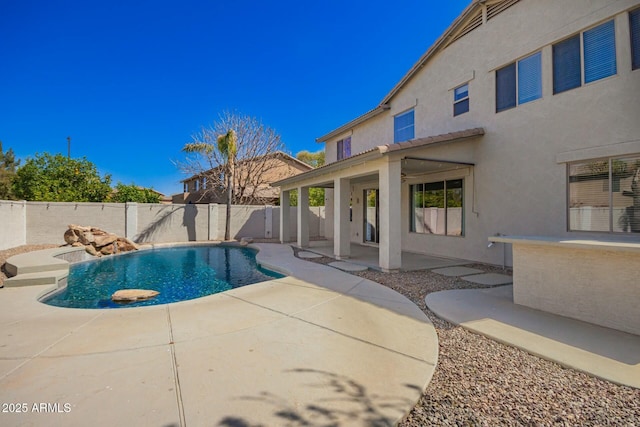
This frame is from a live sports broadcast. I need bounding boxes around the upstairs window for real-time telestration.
[496,51,542,112]
[453,83,469,116]
[553,20,617,94]
[394,109,414,143]
[518,52,543,104]
[631,8,640,70]
[337,136,351,161]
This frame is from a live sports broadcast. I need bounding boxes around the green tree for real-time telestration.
[294,150,325,206]
[296,150,325,168]
[12,153,112,202]
[0,141,20,200]
[108,183,161,203]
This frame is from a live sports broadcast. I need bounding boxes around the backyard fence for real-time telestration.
[0,200,325,250]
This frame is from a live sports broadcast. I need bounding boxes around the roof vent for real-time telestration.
[487,0,520,21]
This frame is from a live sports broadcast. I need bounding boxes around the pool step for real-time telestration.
[5,247,85,277]
[4,270,68,288]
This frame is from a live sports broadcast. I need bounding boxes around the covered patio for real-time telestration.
[301,240,470,271]
[274,128,485,272]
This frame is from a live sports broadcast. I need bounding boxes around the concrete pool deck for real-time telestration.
[0,243,438,426]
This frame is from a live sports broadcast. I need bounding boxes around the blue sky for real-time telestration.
[1,0,470,196]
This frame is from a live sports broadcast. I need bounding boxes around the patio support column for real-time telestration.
[280,189,291,243]
[334,177,351,259]
[297,186,310,248]
[379,158,402,272]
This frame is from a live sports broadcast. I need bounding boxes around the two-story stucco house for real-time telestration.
[274,0,640,272]
[175,151,313,205]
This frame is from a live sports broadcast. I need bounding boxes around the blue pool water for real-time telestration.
[42,245,284,309]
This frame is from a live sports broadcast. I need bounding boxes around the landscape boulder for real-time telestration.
[111,289,159,303]
[65,224,139,257]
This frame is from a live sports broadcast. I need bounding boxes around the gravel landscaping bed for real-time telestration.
[293,248,640,426]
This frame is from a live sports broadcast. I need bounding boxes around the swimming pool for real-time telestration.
[41,245,284,309]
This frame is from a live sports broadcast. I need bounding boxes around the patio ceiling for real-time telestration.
[401,156,475,177]
[273,127,484,189]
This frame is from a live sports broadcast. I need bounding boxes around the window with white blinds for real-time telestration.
[584,20,617,83]
[518,52,543,104]
[553,20,617,94]
[496,51,542,112]
[569,156,640,233]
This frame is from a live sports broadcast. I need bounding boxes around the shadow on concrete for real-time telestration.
[217,369,419,427]
[427,286,640,366]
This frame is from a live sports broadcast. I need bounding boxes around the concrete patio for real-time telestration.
[426,286,640,389]
[0,244,438,426]
[301,240,470,271]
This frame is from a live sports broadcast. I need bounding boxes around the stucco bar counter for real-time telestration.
[489,235,640,336]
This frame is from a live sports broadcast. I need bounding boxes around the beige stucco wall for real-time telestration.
[326,113,391,163]
[136,204,210,243]
[0,201,26,250]
[1,201,322,248]
[511,242,640,335]
[25,202,127,245]
[315,0,640,266]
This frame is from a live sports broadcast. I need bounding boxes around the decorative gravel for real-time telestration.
[292,248,640,426]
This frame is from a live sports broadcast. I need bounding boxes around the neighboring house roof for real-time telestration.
[316,0,520,143]
[181,151,312,183]
[274,128,484,188]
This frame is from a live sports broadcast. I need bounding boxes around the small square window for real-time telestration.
[394,109,414,143]
[453,83,469,116]
[336,136,351,161]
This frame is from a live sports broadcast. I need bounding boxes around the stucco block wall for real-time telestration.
[271,207,324,240]
[135,204,209,243]
[512,243,640,336]
[0,201,26,250]
[0,201,320,249]
[25,202,126,245]
[228,205,266,239]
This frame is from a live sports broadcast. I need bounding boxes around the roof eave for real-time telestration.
[272,149,383,188]
[380,1,482,105]
[273,127,485,189]
[315,104,390,144]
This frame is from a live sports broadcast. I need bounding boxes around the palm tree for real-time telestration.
[182,129,237,241]
[217,130,237,240]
